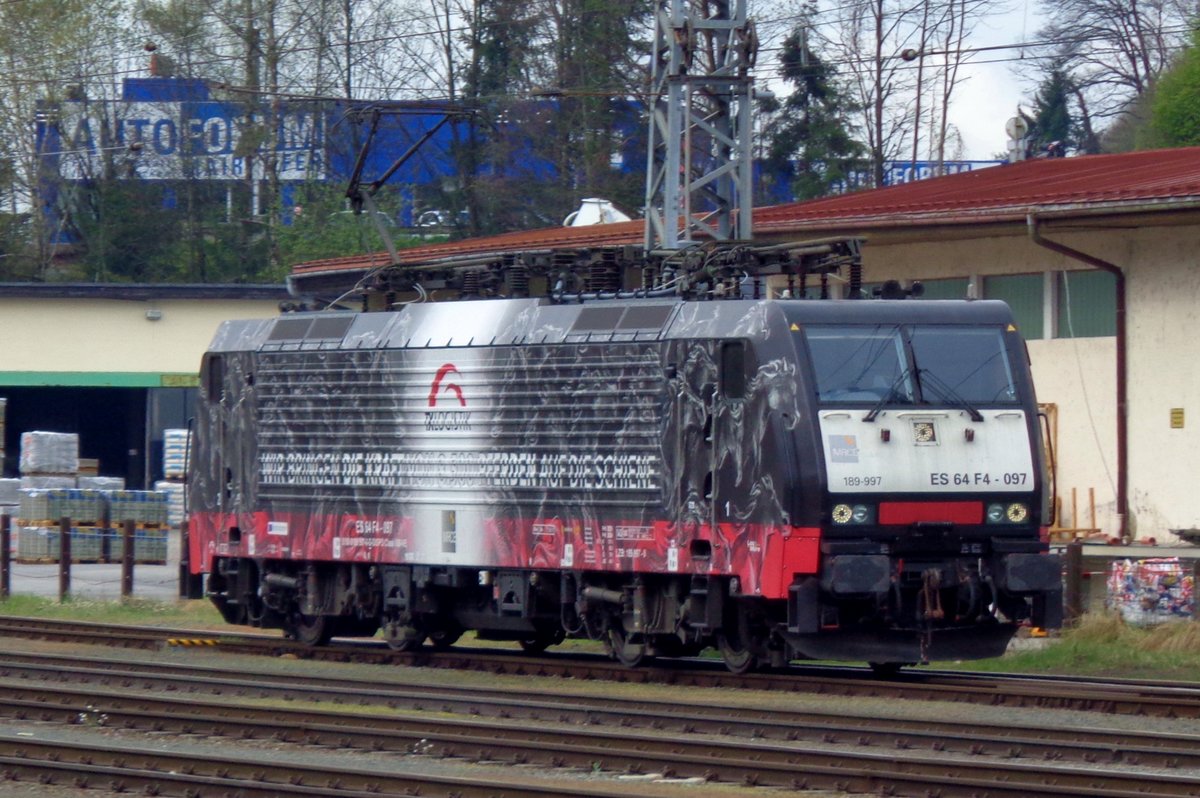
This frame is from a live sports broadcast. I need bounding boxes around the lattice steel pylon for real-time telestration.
[643,0,757,252]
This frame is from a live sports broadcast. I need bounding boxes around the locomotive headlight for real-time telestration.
[987,502,1030,524]
[832,503,873,525]
[1005,502,1029,523]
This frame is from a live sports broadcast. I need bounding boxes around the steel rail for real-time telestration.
[2,650,1199,771]
[3,673,1199,797]
[0,731,687,798]
[3,615,1200,719]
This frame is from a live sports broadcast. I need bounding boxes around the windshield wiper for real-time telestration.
[863,369,915,422]
[915,368,984,422]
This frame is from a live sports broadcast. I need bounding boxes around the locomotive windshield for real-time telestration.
[805,324,1017,406]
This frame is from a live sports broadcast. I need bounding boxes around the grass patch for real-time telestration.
[970,612,1200,681]
[0,594,224,628]
[2,596,1196,682]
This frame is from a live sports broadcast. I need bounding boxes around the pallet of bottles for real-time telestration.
[105,490,170,528]
[103,524,169,565]
[19,431,78,476]
[15,525,104,562]
[17,489,105,528]
[15,523,167,564]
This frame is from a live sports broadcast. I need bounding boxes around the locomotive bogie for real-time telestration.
[205,553,773,667]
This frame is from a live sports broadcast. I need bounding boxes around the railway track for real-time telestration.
[1,646,1200,796]
[0,730,693,798]
[4,703,1197,798]
[3,649,1200,771]
[2,614,1200,719]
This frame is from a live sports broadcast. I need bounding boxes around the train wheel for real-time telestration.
[607,625,651,667]
[717,631,757,674]
[717,604,763,674]
[427,624,463,650]
[383,621,426,652]
[289,614,333,647]
[519,627,565,653]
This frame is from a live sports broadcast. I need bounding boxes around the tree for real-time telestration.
[1032,0,1193,131]
[458,0,542,235]
[1026,66,1076,154]
[813,0,993,187]
[401,0,650,236]
[1139,27,1200,148]
[134,0,426,279]
[125,0,276,281]
[0,0,131,279]
[537,0,651,212]
[759,21,866,200]
[922,0,992,169]
[277,181,427,265]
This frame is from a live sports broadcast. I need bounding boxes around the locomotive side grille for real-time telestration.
[251,344,665,507]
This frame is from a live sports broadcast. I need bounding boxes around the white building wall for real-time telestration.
[1124,227,1200,540]
[0,297,280,378]
[1027,337,1118,536]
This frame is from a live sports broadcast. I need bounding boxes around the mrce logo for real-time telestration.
[425,363,473,432]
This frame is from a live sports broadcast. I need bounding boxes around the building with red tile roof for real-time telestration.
[290,146,1200,295]
[287,146,1200,546]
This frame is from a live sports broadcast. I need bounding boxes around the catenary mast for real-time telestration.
[643,0,757,252]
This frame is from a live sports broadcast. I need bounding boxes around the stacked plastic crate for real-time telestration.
[78,476,125,491]
[153,428,190,563]
[103,490,170,563]
[18,431,78,490]
[16,489,106,561]
[15,432,91,561]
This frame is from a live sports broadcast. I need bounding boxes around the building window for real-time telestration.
[917,277,970,300]
[1056,270,1116,338]
[983,274,1044,339]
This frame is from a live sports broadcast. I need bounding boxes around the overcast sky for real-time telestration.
[754,0,1047,162]
[943,0,1043,160]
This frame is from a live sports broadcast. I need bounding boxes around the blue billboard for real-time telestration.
[884,160,1003,185]
[37,78,464,189]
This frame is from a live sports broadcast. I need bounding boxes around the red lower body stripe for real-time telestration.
[879,501,982,525]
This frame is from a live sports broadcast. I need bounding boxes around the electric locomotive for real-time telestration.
[186,297,1062,671]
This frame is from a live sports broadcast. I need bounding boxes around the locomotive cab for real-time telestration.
[780,305,1062,664]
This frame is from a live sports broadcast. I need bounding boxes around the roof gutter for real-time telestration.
[755,196,1200,235]
[1026,213,1128,541]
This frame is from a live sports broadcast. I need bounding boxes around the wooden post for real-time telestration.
[0,514,10,600]
[1064,540,1084,626]
[58,517,71,602]
[1194,560,1200,623]
[121,519,135,598]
